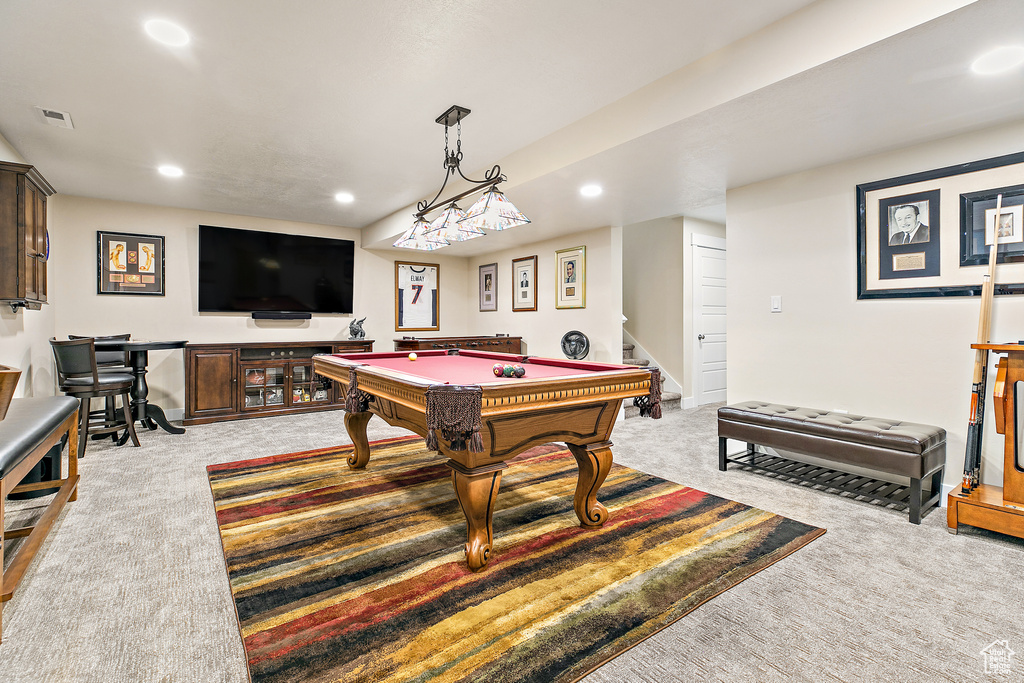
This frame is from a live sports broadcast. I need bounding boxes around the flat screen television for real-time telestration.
[198,225,354,315]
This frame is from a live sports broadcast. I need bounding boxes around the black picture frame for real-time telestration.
[877,189,940,280]
[97,231,165,296]
[960,184,1024,267]
[857,151,1024,299]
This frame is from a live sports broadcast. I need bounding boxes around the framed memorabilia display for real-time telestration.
[512,255,538,311]
[97,231,165,295]
[479,263,497,312]
[395,261,439,331]
[876,190,940,280]
[960,183,1024,267]
[857,151,1024,299]
[555,246,585,309]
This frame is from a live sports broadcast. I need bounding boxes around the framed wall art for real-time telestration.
[512,255,537,311]
[960,183,1024,267]
[479,263,497,312]
[857,151,1024,299]
[555,246,585,309]
[97,231,165,295]
[395,261,439,331]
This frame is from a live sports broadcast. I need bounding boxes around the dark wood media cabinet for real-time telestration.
[183,340,373,425]
[394,335,523,354]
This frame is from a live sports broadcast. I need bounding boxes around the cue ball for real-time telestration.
[408,353,417,361]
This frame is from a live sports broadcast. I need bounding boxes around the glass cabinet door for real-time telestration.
[292,364,330,404]
[244,366,285,408]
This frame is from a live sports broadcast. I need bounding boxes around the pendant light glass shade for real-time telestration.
[394,217,449,250]
[427,203,485,242]
[459,186,530,231]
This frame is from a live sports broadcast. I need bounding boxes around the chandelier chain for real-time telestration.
[456,117,463,161]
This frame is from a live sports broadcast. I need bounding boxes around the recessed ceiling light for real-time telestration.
[580,184,603,197]
[158,165,184,178]
[144,19,190,47]
[334,192,355,204]
[971,46,1024,75]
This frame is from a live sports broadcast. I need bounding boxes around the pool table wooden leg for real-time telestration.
[448,460,508,572]
[344,412,373,469]
[568,441,613,527]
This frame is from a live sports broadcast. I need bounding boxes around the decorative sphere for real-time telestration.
[514,365,526,378]
[408,353,417,361]
[492,363,505,377]
[503,364,515,377]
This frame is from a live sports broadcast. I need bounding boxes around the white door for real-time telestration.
[692,235,726,404]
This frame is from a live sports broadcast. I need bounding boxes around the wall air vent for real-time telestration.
[34,106,74,129]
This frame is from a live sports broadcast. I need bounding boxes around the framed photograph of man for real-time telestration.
[960,184,1024,267]
[877,190,940,280]
[395,261,439,331]
[555,246,585,309]
[512,255,537,311]
[857,151,1024,299]
[479,263,497,312]
[97,231,165,295]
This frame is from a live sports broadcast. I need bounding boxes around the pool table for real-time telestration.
[312,349,662,571]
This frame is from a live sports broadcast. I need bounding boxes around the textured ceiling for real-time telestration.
[0,1,1019,256]
[0,0,815,228]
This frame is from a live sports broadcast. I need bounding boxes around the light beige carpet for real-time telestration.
[0,405,1022,681]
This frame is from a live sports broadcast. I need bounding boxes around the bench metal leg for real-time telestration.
[719,437,728,471]
[909,477,923,524]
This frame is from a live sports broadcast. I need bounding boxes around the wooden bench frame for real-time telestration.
[1,406,79,643]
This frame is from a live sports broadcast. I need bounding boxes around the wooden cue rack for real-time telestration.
[948,343,1024,538]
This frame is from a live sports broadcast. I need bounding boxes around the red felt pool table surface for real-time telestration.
[330,349,633,385]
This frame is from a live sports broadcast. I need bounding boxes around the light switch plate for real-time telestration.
[770,295,782,312]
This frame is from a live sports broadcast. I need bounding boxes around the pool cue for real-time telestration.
[962,193,1003,494]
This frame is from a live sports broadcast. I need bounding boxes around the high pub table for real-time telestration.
[93,339,188,439]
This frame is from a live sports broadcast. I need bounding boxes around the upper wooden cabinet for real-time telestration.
[0,161,55,310]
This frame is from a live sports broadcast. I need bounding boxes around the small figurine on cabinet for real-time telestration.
[348,316,366,340]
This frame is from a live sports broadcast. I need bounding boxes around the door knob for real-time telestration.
[697,334,705,341]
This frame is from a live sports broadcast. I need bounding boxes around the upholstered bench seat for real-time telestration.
[718,401,946,523]
[0,395,81,643]
[0,397,80,476]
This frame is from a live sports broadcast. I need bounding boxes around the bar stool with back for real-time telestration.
[49,337,140,458]
[68,333,130,441]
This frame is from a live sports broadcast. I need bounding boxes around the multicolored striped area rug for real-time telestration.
[208,436,824,683]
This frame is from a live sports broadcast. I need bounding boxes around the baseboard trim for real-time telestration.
[682,396,696,409]
[940,483,956,508]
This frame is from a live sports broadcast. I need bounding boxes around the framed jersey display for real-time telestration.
[395,261,440,331]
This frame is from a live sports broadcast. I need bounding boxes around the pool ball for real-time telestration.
[503,364,515,377]
[492,363,504,377]
[408,353,418,361]
[513,365,526,378]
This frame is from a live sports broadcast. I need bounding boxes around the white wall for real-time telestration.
[0,131,57,397]
[48,195,470,416]
[464,226,623,363]
[623,217,684,381]
[727,119,1024,487]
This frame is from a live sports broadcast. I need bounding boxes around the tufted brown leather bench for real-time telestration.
[0,395,81,642]
[718,401,945,523]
